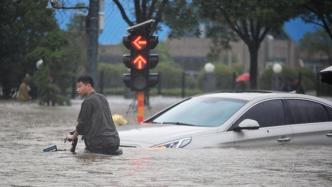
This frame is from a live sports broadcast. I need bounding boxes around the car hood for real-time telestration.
[119,123,210,148]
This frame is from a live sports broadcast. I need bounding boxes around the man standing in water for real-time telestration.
[67,75,121,155]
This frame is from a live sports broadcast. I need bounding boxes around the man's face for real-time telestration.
[76,82,90,97]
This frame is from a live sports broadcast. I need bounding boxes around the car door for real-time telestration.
[285,99,332,145]
[227,99,293,147]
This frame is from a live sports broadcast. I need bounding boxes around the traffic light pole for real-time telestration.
[136,91,145,124]
[122,19,159,124]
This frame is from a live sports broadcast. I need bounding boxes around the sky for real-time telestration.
[54,0,319,45]
[54,0,170,45]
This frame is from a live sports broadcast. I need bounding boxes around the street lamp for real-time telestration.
[272,63,282,74]
[204,62,215,73]
[36,59,43,69]
[272,63,282,90]
[204,63,216,92]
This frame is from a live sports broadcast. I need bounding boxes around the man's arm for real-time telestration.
[76,100,93,135]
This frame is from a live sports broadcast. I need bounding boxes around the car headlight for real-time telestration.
[153,137,192,148]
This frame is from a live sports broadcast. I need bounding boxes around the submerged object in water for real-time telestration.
[43,144,57,152]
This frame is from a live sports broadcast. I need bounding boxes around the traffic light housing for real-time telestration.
[122,23,159,91]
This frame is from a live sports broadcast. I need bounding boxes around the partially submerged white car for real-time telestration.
[119,92,332,149]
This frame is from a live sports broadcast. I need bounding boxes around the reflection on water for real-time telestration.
[0,101,332,186]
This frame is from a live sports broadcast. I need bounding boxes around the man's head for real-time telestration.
[76,75,94,97]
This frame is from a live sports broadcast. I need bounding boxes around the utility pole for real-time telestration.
[86,0,99,83]
[50,0,100,82]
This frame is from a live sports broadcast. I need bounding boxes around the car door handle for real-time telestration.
[326,133,332,138]
[277,137,291,142]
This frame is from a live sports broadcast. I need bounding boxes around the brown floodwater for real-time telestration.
[1,98,332,186]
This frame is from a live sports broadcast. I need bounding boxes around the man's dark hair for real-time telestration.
[77,75,94,87]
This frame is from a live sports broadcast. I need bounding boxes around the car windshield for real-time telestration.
[151,97,247,127]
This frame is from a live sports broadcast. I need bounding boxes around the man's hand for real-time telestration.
[65,130,79,153]
[66,131,78,142]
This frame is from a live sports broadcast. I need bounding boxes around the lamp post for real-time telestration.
[272,63,282,90]
[204,63,215,92]
[267,34,274,61]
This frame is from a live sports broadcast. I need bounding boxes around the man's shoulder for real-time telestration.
[84,92,107,102]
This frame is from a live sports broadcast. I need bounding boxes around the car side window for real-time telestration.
[230,99,285,130]
[286,99,329,124]
[327,106,332,120]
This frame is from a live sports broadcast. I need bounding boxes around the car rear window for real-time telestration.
[324,105,332,120]
[286,99,329,124]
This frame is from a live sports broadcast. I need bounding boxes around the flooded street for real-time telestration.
[1,97,332,186]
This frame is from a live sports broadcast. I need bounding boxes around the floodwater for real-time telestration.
[1,98,332,187]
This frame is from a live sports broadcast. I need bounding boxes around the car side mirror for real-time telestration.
[233,119,260,131]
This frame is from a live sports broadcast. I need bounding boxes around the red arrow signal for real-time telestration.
[132,55,147,70]
[131,35,147,50]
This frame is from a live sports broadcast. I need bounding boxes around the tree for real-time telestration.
[300,28,332,65]
[205,22,239,62]
[28,13,89,105]
[300,0,332,40]
[0,0,58,98]
[29,29,81,105]
[113,0,198,35]
[50,0,99,83]
[196,0,298,89]
[65,14,88,76]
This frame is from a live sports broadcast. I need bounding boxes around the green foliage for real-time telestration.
[259,66,315,91]
[0,0,58,98]
[150,88,202,97]
[162,0,200,38]
[33,64,63,105]
[214,63,235,90]
[97,61,204,96]
[299,68,316,90]
[299,0,332,40]
[154,62,182,89]
[65,14,87,72]
[195,0,300,89]
[29,30,79,105]
[299,28,332,59]
[259,68,273,90]
[197,63,242,91]
[102,87,126,95]
[154,42,175,63]
[113,0,198,37]
[98,62,127,89]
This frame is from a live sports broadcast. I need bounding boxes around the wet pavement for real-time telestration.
[1,96,332,186]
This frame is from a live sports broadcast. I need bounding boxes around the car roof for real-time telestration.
[197,91,332,105]
[199,92,271,101]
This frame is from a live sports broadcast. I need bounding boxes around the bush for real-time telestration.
[214,63,235,90]
[197,63,242,91]
[154,63,183,89]
[259,66,315,91]
[150,87,202,96]
[33,65,70,106]
[98,62,127,88]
